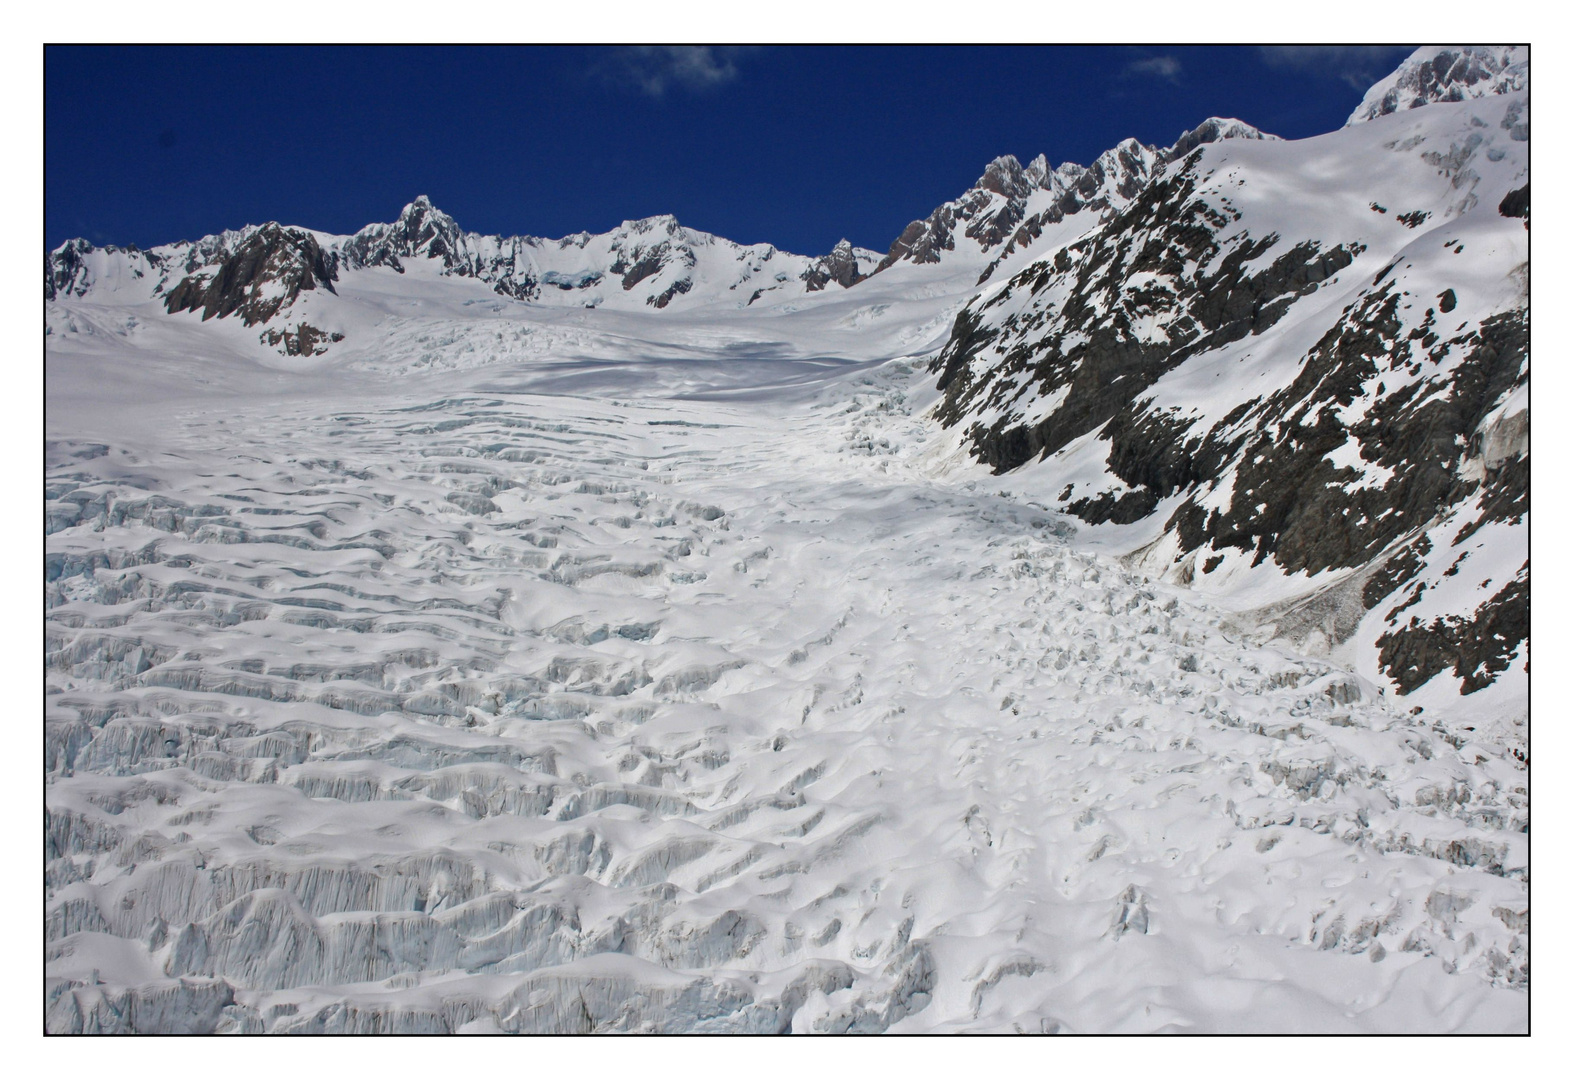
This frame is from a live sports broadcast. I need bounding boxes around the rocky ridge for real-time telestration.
[45,200,886,354]
[927,48,1528,709]
[874,118,1278,286]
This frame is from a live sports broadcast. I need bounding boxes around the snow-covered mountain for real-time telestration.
[1346,45,1529,125]
[44,118,1279,360]
[872,117,1278,287]
[44,46,1530,1033]
[46,199,885,355]
[925,46,1528,731]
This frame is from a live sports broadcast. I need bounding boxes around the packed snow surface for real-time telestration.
[46,302,1526,1032]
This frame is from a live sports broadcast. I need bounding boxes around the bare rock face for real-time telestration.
[802,240,867,291]
[164,224,338,326]
[1166,116,1276,160]
[1498,183,1529,224]
[928,62,1528,700]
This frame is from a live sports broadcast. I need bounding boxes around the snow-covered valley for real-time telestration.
[46,339,1526,1032]
[45,46,1529,1033]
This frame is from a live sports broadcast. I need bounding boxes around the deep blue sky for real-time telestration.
[46,45,1413,257]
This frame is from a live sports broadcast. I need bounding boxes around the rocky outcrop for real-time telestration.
[260,324,345,357]
[933,156,1361,478]
[1499,183,1529,224]
[802,240,869,291]
[1378,561,1527,695]
[163,224,338,326]
[928,56,1529,699]
[340,195,465,273]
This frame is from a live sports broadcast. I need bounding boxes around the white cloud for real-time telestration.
[600,46,756,97]
[1259,45,1415,89]
[1123,55,1182,83]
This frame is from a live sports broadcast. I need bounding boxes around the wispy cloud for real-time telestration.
[597,46,758,97]
[1123,55,1183,84]
[1259,45,1415,90]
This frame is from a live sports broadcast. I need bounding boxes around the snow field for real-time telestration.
[45,355,1526,1032]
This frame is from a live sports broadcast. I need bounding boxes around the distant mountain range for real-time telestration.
[46,45,1529,710]
[44,113,1288,354]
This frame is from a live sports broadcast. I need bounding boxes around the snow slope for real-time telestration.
[46,325,1526,1033]
[927,61,1528,739]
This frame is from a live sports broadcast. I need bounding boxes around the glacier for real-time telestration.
[45,47,1529,1033]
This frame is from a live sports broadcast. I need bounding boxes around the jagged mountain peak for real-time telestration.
[394,194,457,229]
[880,114,1296,283]
[1347,45,1528,125]
[977,155,1035,199]
[1168,117,1279,159]
[619,213,684,237]
[931,68,1527,710]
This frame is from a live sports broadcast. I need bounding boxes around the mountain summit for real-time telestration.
[1346,45,1528,125]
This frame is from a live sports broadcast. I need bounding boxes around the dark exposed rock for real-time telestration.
[1165,117,1274,161]
[879,141,1173,276]
[802,240,867,291]
[647,277,694,309]
[46,239,164,302]
[614,247,666,290]
[1363,535,1431,612]
[164,224,337,327]
[880,205,960,269]
[1378,563,1528,694]
[1455,449,1528,546]
[932,156,1360,484]
[260,325,343,357]
[927,84,1528,697]
[1498,184,1529,222]
[339,195,465,274]
[339,196,542,301]
[1064,487,1160,526]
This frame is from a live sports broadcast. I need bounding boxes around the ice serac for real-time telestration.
[1346,46,1528,125]
[929,50,1528,711]
[44,364,1527,1033]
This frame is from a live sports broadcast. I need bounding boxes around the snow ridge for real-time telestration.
[927,56,1528,731]
[1346,46,1528,126]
